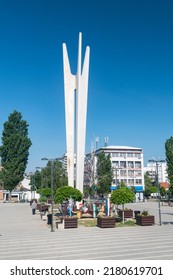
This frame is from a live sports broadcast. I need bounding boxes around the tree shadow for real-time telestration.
[162,222,173,225]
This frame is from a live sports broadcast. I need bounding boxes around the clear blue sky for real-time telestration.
[0,0,173,172]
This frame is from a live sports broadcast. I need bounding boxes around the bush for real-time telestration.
[54,186,83,203]
[41,188,51,198]
[39,196,47,203]
[141,210,149,216]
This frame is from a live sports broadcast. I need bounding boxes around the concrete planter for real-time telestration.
[97,216,116,228]
[118,209,133,219]
[64,217,78,229]
[136,215,155,226]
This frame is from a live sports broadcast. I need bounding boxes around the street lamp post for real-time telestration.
[36,167,44,219]
[113,166,121,187]
[42,157,62,232]
[29,172,35,202]
[33,173,36,199]
[155,161,162,226]
[115,168,118,187]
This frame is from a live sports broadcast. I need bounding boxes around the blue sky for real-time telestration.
[0,0,173,172]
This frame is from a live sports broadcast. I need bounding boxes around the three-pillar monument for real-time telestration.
[62,33,90,193]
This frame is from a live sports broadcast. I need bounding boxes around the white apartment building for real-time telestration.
[144,159,168,183]
[85,145,144,201]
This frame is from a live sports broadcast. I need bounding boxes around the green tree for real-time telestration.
[144,186,157,199]
[165,136,173,188]
[0,110,32,198]
[160,186,166,198]
[96,151,113,195]
[29,160,68,194]
[144,172,153,189]
[41,188,51,198]
[29,170,41,193]
[54,186,83,204]
[143,188,152,199]
[143,172,155,198]
[150,186,158,193]
[110,186,135,223]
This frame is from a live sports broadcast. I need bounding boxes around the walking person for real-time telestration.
[31,200,37,215]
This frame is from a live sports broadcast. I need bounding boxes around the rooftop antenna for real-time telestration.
[104,136,109,147]
[95,137,99,150]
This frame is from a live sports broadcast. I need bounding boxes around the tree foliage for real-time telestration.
[144,172,153,189]
[96,151,113,195]
[54,186,83,203]
[110,187,135,205]
[165,136,173,188]
[110,186,135,224]
[143,172,157,198]
[160,186,166,197]
[29,160,68,193]
[43,187,51,197]
[0,110,32,193]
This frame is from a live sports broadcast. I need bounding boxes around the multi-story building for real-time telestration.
[144,159,168,183]
[85,145,144,201]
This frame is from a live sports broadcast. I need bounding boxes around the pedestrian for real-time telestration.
[31,200,37,215]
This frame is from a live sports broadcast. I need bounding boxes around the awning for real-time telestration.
[110,186,117,191]
[135,186,143,192]
[110,186,143,192]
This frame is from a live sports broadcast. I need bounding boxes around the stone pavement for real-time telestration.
[0,202,173,260]
[119,200,173,225]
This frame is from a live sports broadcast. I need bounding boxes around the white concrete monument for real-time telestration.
[62,33,90,193]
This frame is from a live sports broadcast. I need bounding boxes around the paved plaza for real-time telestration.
[0,201,173,260]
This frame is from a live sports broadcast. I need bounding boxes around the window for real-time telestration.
[128,161,134,168]
[135,170,142,176]
[128,170,134,177]
[120,153,126,157]
[112,152,119,157]
[120,170,127,176]
[136,179,142,184]
[135,161,141,168]
[120,161,126,168]
[134,153,141,158]
[127,153,133,157]
[112,161,119,166]
[128,179,134,185]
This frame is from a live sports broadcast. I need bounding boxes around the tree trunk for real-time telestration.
[9,192,11,202]
[122,204,125,224]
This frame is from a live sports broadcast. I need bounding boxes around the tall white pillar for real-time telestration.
[62,43,75,187]
[62,33,90,193]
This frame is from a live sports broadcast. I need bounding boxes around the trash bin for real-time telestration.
[47,214,52,225]
[134,210,141,219]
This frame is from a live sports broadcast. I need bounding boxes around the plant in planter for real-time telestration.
[117,207,133,219]
[97,216,116,228]
[64,216,78,229]
[111,186,135,224]
[136,210,155,226]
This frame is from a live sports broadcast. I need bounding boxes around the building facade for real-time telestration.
[144,159,168,183]
[85,145,144,201]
